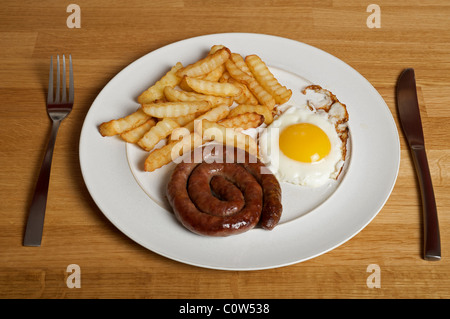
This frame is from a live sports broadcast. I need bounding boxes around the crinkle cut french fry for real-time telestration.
[218,112,264,130]
[142,101,211,118]
[220,68,258,105]
[227,77,258,105]
[241,76,275,110]
[167,113,198,126]
[169,127,191,143]
[137,118,180,152]
[144,132,202,172]
[245,55,292,104]
[144,142,176,172]
[225,59,275,110]
[199,119,258,156]
[170,132,203,163]
[99,108,150,136]
[218,71,231,83]
[176,104,230,139]
[203,45,226,80]
[228,104,273,125]
[184,76,242,97]
[179,76,194,92]
[120,118,157,143]
[176,47,231,78]
[201,64,225,82]
[209,45,225,55]
[137,62,183,104]
[230,53,252,76]
[163,86,233,107]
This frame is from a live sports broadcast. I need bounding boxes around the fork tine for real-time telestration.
[55,55,60,103]
[62,55,67,103]
[68,54,74,103]
[47,56,53,104]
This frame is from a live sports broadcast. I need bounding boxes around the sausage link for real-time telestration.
[166,145,282,236]
[243,161,283,230]
[188,169,245,217]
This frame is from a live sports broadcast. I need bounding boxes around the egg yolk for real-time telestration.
[279,123,331,163]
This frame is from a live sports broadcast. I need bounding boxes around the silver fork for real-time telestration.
[23,55,74,246]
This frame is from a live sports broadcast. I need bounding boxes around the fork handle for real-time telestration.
[411,145,441,261]
[23,120,61,246]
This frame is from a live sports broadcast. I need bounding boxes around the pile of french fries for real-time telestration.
[99,45,292,172]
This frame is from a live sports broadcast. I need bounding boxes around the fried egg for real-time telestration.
[259,99,348,187]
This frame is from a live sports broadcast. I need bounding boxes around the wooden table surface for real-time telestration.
[1,0,449,300]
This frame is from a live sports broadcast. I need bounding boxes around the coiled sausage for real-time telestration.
[166,145,282,236]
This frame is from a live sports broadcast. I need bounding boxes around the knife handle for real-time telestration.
[411,145,441,261]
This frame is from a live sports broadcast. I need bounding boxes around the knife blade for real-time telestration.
[396,68,441,261]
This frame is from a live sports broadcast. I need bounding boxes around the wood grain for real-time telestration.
[1,0,449,299]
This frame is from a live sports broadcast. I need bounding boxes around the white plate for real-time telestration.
[79,33,400,270]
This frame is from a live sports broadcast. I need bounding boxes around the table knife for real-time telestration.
[396,68,441,261]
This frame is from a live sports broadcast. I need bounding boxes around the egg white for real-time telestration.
[259,105,344,187]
